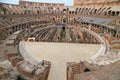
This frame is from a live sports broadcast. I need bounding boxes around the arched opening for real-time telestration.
[75,11,77,14]
[63,9,66,14]
[116,11,119,16]
[53,18,55,22]
[76,8,78,11]
[98,8,102,11]
[79,8,81,12]
[82,8,85,11]
[63,18,66,23]
[69,11,71,14]
[37,10,39,14]
[94,9,97,14]
[63,9,66,11]
[108,10,111,16]
[104,11,107,16]
[111,11,115,16]
[72,11,74,14]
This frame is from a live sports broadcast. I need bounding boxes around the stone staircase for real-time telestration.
[71,63,80,74]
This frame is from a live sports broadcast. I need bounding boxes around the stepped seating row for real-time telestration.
[0,15,51,41]
[91,50,120,65]
[110,40,120,50]
[5,30,29,46]
[79,17,114,26]
[82,29,101,44]
[0,16,48,28]
[96,32,120,65]
[110,44,120,50]
[103,33,115,44]
[111,40,120,45]
[89,33,120,65]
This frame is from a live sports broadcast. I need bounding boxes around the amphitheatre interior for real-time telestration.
[0,0,120,80]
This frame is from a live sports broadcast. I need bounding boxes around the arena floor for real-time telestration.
[24,42,102,80]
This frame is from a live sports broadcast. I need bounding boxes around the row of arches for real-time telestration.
[63,7,120,17]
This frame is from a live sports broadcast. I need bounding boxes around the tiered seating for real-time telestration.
[0,14,51,41]
[0,1,120,80]
[79,17,115,26]
[91,50,120,65]
[110,40,120,50]
[110,44,120,50]
[103,33,115,44]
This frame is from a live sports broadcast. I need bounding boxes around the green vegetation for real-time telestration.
[60,31,66,42]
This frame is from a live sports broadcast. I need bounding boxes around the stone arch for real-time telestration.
[79,8,81,12]
[111,11,115,16]
[108,10,111,16]
[116,11,120,16]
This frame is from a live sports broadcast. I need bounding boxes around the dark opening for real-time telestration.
[116,11,119,16]
[112,11,115,16]
[63,18,66,23]
[84,68,90,72]
[76,8,78,11]
[53,18,55,21]
[63,9,66,11]
[37,10,39,14]
[69,11,71,14]
[79,8,81,11]
[17,75,27,80]
[75,11,77,14]
[62,27,65,30]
